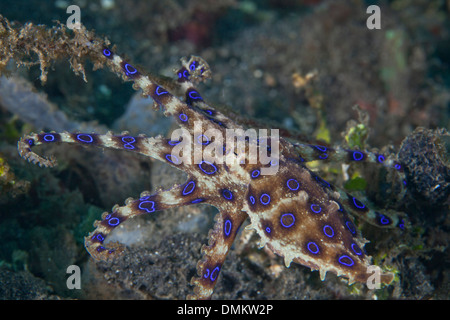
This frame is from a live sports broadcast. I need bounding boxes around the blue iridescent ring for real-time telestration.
[338,255,354,267]
[124,63,137,75]
[307,242,320,254]
[224,219,232,236]
[108,217,120,227]
[352,197,365,209]
[182,181,196,196]
[189,61,197,71]
[352,151,364,161]
[260,193,271,205]
[168,140,181,146]
[210,266,220,281]
[378,213,391,225]
[77,134,94,143]
[198,160,217,175]
[280,213,295,228]
[310,204,322,213]
[43,134,55,142]
[197,134,210,145]
[179,113,188,122]
[345,221,356,235]
[138,200,156,213]
[188,90,202,100]
[323,225,334,238]
[251,169,260,179]
[351,243,362,256]
[222,189,233,200]
[102,48,112,57]
[121,136,136,149]
[155,86,168,96]
[313,145,327,152]
[165,154,181,165]
[286,178,300,191]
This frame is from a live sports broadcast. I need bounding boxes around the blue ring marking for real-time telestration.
[286,178,300,191]
[43,134,55,142]
[352,197,365,209]
[95,234,105,242]
[351,243,362,256]
[191,198,204,204]
[102,48,112,57]
[260,193,271,205]
[108,217,120,227]
[168,140,181,146]
[249,195,255,205]
[121,136,136,149]
[77,134,94,143]
[203,268,210,278]
[124,63,137,75]
[310,204,322,213]
[183,70,189,79]
[189,61,198,71]
[307,242,320,254]
[224,219,232,236]
[313,145,327,152]
[28,139,34,146]
[338,255,355,267]
[138,200,155,213]
[222,189,233,200]
[165,154,181,165]
[210,266,220,282]
[398,219,405,230]
[97,246,106,252]
[182,181,196,196]
[198,160,217,175]
[377,154,385,163]
[352,151,364,161]
[179,113,188,122]
[378,213,391,225]
[155,86,168,96]
[345,221,356,235]
[319,153,328,159]
[280,213,295,228]
[394,163,402,170]
[323,225,334,238]
[251,169,260,179]
[197,134,210,145]
[265,227,271,234]
[188,90,202,100]
[77,133,94,143]
[104,214,111,220]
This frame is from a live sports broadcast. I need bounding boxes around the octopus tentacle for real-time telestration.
[293,143,407,199]
[18,131,201,172]
[188,209,248,300]
[85,176,206,261]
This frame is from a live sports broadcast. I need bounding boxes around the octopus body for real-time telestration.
[18,43,406,299]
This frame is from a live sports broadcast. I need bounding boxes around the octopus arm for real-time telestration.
[188,208,248,300]
[84,176,208,261]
